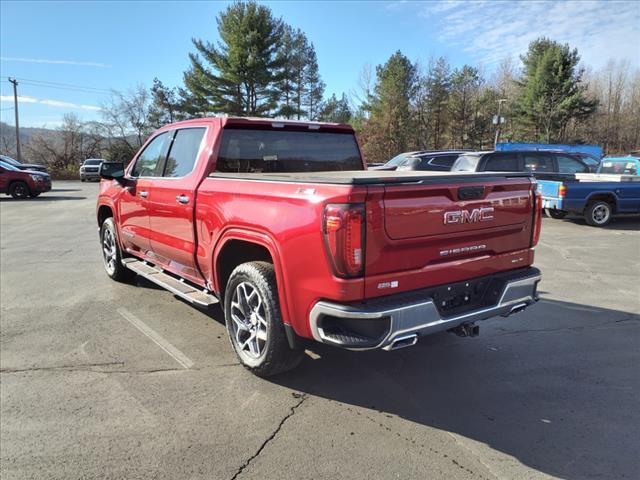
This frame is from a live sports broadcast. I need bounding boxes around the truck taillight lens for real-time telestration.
[532,189,543,246]
[323,204,365,278]
[559,185,567,198]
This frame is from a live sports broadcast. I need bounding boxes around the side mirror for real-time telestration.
[100,162,132,185]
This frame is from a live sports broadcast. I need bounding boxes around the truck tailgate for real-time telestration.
[365,176,536,298]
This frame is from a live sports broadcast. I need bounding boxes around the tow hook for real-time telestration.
[449,323,479,338]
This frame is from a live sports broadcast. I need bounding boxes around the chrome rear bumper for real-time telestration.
[309,268,541,351]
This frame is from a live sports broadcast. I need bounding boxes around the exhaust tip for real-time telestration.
[388,334,418,350]
[507,302,528,316]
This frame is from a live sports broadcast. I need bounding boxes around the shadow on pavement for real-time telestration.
[270,298,640,479]
[52,188,82,193]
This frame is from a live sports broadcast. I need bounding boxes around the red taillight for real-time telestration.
[532,188,543,246]
[323,204,365,278]
[558,185,567,198]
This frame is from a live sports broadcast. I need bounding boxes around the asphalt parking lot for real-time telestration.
[1,181,639,480]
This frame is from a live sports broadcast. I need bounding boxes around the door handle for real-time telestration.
[176,194,190,204]
[139,191,148,198]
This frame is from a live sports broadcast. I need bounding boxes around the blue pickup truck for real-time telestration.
[539,174,640,226]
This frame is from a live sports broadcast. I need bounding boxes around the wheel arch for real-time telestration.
[97,204,114,226]
[212,229,292,326]
[585,192,618,212]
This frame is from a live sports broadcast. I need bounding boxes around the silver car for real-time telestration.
[80,159,104,182]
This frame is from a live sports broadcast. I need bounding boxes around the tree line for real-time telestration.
[1,0,638,174]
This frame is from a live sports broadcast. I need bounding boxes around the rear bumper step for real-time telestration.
[122,258,219,307]
[309,267,541,351]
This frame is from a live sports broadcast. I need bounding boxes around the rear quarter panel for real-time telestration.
[195,177,366,338]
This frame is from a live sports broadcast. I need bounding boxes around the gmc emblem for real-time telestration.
[444,207,494,225]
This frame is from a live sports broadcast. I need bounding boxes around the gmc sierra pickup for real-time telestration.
[97,117,542,376]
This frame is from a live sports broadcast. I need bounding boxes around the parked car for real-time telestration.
[0,154,48,173]
[451,150,595,174]
[495,142,603,161]
[80,158,105,181]
[538,175,640,226]
[0,159,52,198]
[597,156,640,175]
[97,117,542,377]
[371,150,468,171]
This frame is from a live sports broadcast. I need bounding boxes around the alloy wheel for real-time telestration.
[592,204,610,225]
[230,282,268,360]
[102,228,117,274]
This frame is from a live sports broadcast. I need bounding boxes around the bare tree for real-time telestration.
[101,86,152,161]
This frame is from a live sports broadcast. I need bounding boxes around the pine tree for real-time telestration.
[148,78,182,127]
[318,93,352,123]
[361,51,417,161]
[449,65,482,148]
[181,1,283,116]
[274,25,301,119]
[424,57,451,149]
[303,43,325,120]
[515,37,597,142]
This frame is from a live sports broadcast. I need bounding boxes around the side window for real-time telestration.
[523,153,554,172]
[163,128,206,178]
[429,155,458,168]
[131,132,171,177]
[556,155,588,173]
[483,153,520,172]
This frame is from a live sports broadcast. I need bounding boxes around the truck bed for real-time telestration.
[209,170,533,185]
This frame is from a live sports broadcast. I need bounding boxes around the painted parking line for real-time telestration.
[117,307,194,369]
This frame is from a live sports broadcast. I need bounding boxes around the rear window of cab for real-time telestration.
[599,160,638,175]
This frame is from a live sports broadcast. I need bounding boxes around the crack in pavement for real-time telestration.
[341,404,490,480]
[229,393,307,480]
[494,315,640,337]
[0,362,240,375]
[0,362,125,374]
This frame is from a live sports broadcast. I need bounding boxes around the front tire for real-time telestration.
[9,181,30,199]
[545,208,567,219]
[585,201,613,227]
[224,261,303,377]
[100,217,135,282]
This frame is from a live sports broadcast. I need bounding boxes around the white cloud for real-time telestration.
[0,56,111,67]
[420,0,640,68]
[0,95,38,103]
[0,95,101,111]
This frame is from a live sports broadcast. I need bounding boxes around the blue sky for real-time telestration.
[1,0,639,128]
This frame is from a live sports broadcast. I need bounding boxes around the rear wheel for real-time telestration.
[585,200,613,227]
[100,217,135,282]
[545,208,567,219]
[224,261,303,377]
[9,181,30,199]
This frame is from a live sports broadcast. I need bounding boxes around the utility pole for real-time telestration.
[493,98,507,149]
[8,78,22,161]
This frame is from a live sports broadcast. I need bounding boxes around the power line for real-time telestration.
[0,76,112,94]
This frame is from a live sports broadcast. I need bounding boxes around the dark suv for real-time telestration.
[451,150,595,175]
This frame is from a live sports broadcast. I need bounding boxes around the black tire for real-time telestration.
[81,178,86,182]
[100,217,136,282]
[9,181,30,199]
[585,200,613,227]
[224,261,304,377]
[545,208,567,219]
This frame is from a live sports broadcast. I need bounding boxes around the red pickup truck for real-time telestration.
[97,117,542,376]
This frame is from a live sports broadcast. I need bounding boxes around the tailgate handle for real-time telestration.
[458,186,485,200]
